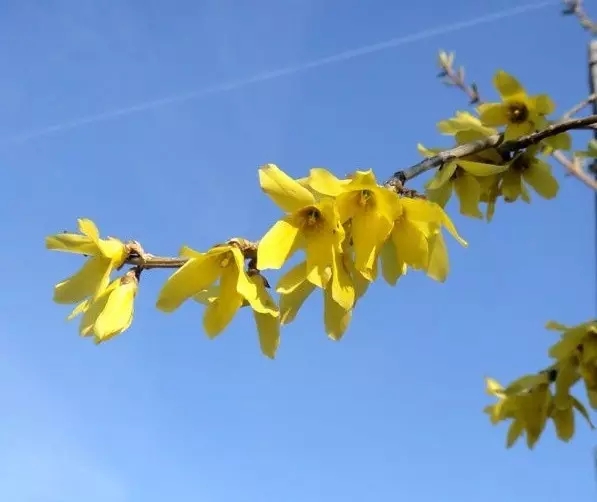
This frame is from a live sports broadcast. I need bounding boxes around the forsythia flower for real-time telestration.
[387,197,467,282]
[305,168,401,280]
[257,164,354,310]
[477,70,555,140]
[192,275,280,358]
[277,261,352,340]
[547,320,597,409]
[501,146,559,202]
[156,243,279,352]
[418,142,508,219]
[67,270,138,344]
[46,218,129,304]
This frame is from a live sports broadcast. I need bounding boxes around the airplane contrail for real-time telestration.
[1,1,556,147]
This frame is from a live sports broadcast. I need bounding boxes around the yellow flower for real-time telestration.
[547,319,597,409]
[386,198,467,281]
[305,168,401,280]
[67,270,138,344]
[419,143,508,219]
[192,274,280,359]
[46,218,129,304]
[437,111,498,137]
[156,244,278,339]
[277,261,352,341]
[502,146,559,202]
[257,164,349,306]
[478,70,555,140]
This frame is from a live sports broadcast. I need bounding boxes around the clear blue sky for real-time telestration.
[1,1,595,500]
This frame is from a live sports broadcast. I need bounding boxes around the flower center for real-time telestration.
[358,189,373,207]
[301,207,323,231]
[506,102,529,124]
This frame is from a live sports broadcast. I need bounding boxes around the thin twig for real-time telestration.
[562,0,597,35]
[562,93,597,120]
[386,115,597,187]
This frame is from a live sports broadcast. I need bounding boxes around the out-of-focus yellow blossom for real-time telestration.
[304,168,401,280]
[46,218,129,304]
[501,146,559,202]
[419,143,508,219]
[277,261,352,341]
[477,70,555,140]
[192,274,280,359]
[386,198,466,282]
[67,270,138,344]
[156,244,278,338]
[437,111,498,137]
[547,319,597,409]
[257,164,353,309]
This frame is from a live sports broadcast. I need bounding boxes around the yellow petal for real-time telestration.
[67,299,90,321]
[379,238,405,286]
[552,406,575,442]
[95,237,128,264]
[454,174,483,219]
[259,163,315,213]
[45,233,98,255]
[478,103,508,126]
[458,159,508,177]
[203,265,244,337]
[276,261,308,294]
[571,396,595,428]
[323,289,352,341]
[253,311,280,359]
[504,122,532,141]
[279,280,316,325]
[506,420,524,448]
[425,231,449,283]
[425,162,457,190]
[348,169,377,187]
[426,182,453,208]
[350,209,393,281]
[179,246,203,259]
[93,281,137,343]
[257,217,301,270]
[501,169,525,202]
[545,320,570,331]
[554,362,580,409]
[391,218,429,270]
[79,281,120,337]
[156,254,222,312]
[78,218,100,241]
[306,167,346,196]
[485,377,504,396]
[417,143,443,157]
[53,256,112,304]
[494,70,525,98]
[329,248,355,310]
[522,160,559,199]
[241,272,279,316]
[192,286,219,305]
[542,132,571,151]
[532,94,555,116]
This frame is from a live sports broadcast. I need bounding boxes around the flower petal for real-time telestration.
[425,230,450,282]
[93,281,137,343]
[78,218,100,241]
[203,265,244,337]
[253,311,280,359]
[259,163,315,213]
[279,279,316,325]
[379,238,406,286]
[350,208,392,280]
[276,261,308,294]
[45,233,98,255]
[307,168,346,196]
[258,216,301,270]
[458,159,508,177]
[53,256,112,304]
[478,103,508,126]
[454,174,483,219]
[494,70,525,98]
[425,162,457,190]
[156,254,222,312]
[323,289,352,341]
[523,160,559,199]
[532,94,555,116]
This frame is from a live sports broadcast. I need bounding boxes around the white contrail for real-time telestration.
[1,1,555,146]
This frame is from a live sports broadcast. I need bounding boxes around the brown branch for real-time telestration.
[385,115,597,187]
[562,0,597,35]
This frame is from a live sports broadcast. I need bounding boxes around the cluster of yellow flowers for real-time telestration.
[46,165,467,356]
[485,320,597,448]
[45,68,595,449]
[420,70,570,221]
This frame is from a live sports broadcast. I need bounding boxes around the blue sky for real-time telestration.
[1,0,596,500]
